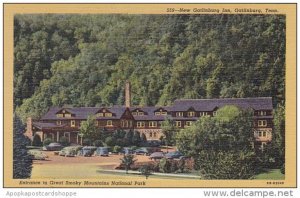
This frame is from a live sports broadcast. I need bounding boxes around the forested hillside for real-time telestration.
[14,14,285,121]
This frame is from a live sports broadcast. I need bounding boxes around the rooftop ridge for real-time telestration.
[174,97,272,102]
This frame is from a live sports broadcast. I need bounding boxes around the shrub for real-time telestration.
[280,163,285,174]
[196,150,257,179]
[93,140,103,147]
[32,134,42,147]
[59,136,70,147]
[120,154,136,174]
[82,138,92,146]
[43,138,52,146]
[105,137,116,147]
[113,145,122,153]
[139,165,152,179]
[159,158,171,173]
[178,158,186,173]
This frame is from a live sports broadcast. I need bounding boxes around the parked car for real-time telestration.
[121,147,134,155]
[28,149,48,160]
[78,146,97,157]
[59,146,83,157]
[95,147,109,157]
[134,147,149,155]
[149,152,165,160]
[165,151,185,159]
[134,147,161,155]
[42,143,63,151]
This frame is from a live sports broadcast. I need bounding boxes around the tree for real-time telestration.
[79,115,97,144]
[13,115,33,179]
[161,116,177,152]
[139,165,152,179]
[132,131,141,146]
[176,105,256,179]
[141,133,147,144]
[120,154,136,174]
[124,130,134,146]
[32,134,42,146]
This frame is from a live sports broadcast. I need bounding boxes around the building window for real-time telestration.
[155,112,161,115]
[161,112,167,115]
[105,113,112,117]
[187,111,195,117]
[258,131,262,137]
[213,111,217,116]
[185,121,193,127]
[175,121,181,127]
[149,132,153,137]
[96,113,104,117]
[258,120,267,127]
[107,120,113,126]
[56,114,63,118]
[56,120,62,125]
[263,131,267,137]
[137,121,145,128]
[138,112,144,116]
[129,121,133,127]
[71,120,76,127]
[65,114,72,118]
[125,120,128,127]
[258,111,267,116]
[132,112,137,116]
[176,112,184,117]
[153,132,157,138]
[149,121,157,127]
[200,112,208,116]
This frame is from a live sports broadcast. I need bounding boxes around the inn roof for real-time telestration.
[40,97,272,120]
[171,97,272,111]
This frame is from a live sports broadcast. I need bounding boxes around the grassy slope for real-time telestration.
[254,169,285,180]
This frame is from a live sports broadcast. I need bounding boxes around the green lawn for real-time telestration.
[254,169,285,180]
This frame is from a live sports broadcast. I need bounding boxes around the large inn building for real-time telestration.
[25,82,273,149]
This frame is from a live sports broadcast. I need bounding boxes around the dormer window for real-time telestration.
[155,109,168,116]
[213,111,217,116]
[258,111,267,116]
[56,114,63,118]
[176,112,184,117]
[200,112,208,116]
[56,109,74,118]
[96,113,104,117]
[187,111,195,117]
[105,113,112,117]
[132,109,145,116]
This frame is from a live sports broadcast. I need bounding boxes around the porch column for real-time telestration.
[56,131,60,142]
[76,134,79,144]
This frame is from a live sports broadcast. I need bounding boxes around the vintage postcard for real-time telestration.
[3,3,296,188]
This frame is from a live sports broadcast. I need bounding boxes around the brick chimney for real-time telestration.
[125,81,131,107]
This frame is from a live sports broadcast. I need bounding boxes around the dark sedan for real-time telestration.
[165,151,185,159]
[149,152,165,160]
[95,147,109,157]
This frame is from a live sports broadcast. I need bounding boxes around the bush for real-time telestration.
[105,137,116,147]
[159,158,171,173]
[196,150,257,179]
[113,145,122,153]
[280,163,285,174]
[93,140,103,147]
[139,165,152,179]
[32,134,42,147]
[83,138,92,146]
[59,136,70,147]
[43,138,52,146]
